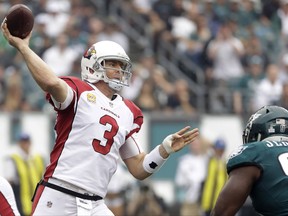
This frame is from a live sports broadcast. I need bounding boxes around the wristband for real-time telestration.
[143,145,167,174]
[162,134,175,154]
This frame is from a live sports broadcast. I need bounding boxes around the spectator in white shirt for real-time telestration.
[42,33,79,77]
[253,64,283,111]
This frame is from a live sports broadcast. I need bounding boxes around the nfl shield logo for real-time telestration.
[47,201,53,208]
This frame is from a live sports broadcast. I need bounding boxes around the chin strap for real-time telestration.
[108,81,122,91]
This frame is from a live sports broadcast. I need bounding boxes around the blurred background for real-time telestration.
[0,0,286,215]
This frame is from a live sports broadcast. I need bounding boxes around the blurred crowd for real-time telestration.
[1,0,288,118]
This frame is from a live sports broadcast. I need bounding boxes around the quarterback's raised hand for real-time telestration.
[161,126,199,155]
[1,22,31,49]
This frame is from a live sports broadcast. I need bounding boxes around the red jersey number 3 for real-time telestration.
[92,115,119,155]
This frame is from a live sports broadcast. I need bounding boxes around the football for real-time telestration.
[5,4,34,39]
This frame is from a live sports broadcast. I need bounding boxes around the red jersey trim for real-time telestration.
[0,192,15,216]
[44,77,94,179]
[123,99,143,139]
[31,185,45,215]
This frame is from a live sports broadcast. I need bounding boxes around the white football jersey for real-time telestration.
[44,77,143,198]
[0,176,20,215]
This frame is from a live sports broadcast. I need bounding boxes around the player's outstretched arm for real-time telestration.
[211,166,260,216]
[1,22,68,103]
[124,126,199,180]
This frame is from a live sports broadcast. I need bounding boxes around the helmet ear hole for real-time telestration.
[93,62,100,70]
[251,133,259,142]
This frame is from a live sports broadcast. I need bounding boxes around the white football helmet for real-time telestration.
[81,41,132,91]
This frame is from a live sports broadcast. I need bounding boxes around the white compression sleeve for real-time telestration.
[120,134,143,160]
[143,145,168,174]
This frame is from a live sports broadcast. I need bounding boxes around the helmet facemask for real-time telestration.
[98,58,132,91]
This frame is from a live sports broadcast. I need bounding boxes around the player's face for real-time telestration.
[104,60,125,81]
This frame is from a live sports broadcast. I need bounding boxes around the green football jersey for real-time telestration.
[227,140,288,216]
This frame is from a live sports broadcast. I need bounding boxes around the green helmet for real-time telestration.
[242,105,288,144]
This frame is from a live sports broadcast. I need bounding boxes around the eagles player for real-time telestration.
[211,105,288,216]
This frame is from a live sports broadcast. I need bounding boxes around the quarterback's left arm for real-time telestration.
[211,166,261,216]
[121,126,199,180]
